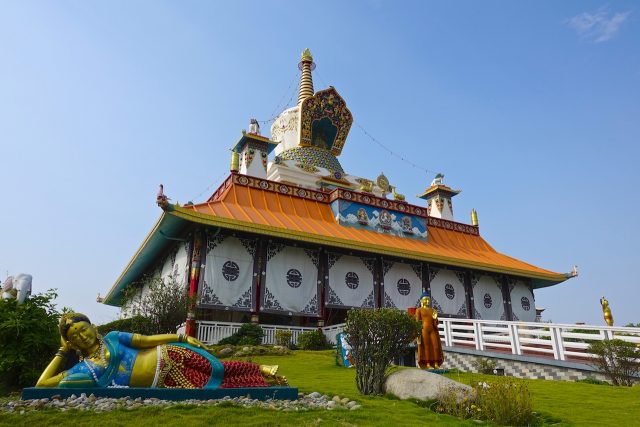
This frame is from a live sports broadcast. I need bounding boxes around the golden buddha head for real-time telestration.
[420,293,431,307]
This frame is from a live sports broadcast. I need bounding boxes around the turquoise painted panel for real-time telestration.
[331,200,428,241]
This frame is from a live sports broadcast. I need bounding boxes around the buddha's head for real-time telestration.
[59,312,99,354]
[420,295,430,308]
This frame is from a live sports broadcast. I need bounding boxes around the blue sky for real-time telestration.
[1,1,638,326]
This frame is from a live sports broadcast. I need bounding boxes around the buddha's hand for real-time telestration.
[186,336,207,349]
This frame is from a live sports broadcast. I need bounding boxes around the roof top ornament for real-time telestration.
[431,173,444,186]
[249,118,260,135]
[297,49,315,105]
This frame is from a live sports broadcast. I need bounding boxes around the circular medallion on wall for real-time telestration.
[238,176,249,185]
[483,293,492,309]
[345,272,359,289]
[397,278,411,296]
[521,297,531,311]
[334,171,343,180]
[381,200,389,208]
[298,189,307,198]
[415,208,423,215]
[445,283,455,299]
[315,193,324,201]
[279,185,289,194]
[259,180,269,190]
[286,269,302,288]
[343,191,352,200]
[221,261,240,282]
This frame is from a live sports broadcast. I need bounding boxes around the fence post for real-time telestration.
[509,323,522,355]
[549,326,566,361]
[474,321,483,351]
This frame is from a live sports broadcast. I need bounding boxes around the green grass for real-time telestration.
[1,350,639,426]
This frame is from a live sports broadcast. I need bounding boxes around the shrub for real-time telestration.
[588,339,640,386]
[435,379,534,426]
[0,290,60,390]
[576,377,610,386]
[297,329,328,350]
[472,357,498,374]
[344,308,420,395]
[97,315,156,336]
[122,276,194,334]
[218,323,264,346]
[275,330,293,348]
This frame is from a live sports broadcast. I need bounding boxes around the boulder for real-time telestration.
[384,369,472,402]
[218,347,234,357]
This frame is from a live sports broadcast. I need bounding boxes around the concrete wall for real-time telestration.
[441,347,609,382]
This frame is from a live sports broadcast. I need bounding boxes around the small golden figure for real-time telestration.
[415,293,444,369]
[600,296,614,327]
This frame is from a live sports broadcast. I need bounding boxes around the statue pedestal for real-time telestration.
[22,386,298,401]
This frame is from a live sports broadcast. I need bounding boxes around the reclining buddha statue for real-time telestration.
[36,313,284,389]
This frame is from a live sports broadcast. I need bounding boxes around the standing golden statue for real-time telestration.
[415,293,444,369]
[36,313,284,388]
[600,296,614,327]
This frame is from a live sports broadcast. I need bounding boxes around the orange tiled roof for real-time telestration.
[172,175,566,286]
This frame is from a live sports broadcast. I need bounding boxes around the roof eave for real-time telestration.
[102,212,188,306]
[172,205,568,285]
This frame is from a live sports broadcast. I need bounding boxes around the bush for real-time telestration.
[97,315,156,336]
[275,330,293,348]
[0,290,60,390]
[218,323,264,346]
[576,377,610,386]
[436,379,534,425]
[344,308,420,395]
[297,329,327,350]
[122,276,193,335]
[588,339,640,386]
[472,357,498,374]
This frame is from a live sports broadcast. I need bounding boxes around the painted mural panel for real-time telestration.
[199,235,255,311]
[262,244,319,316]
[472,274,505,320]
[330,200,427,240]
[327,253,375,308]
[509,279,536,322]
[382,260,422,309]
[429,268,467,317]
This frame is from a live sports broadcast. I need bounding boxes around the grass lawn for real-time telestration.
[1,350,639,426]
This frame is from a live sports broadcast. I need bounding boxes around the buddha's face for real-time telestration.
[66,321,98,353]
[420,297,430,307]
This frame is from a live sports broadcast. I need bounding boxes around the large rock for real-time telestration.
[384,369,472,401]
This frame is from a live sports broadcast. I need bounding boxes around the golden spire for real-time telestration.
[471,209,478,226]
[297,48,315,105]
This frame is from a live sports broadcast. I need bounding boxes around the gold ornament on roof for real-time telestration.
[300,48,313,62]
[376,173,390,193]
[391,186,405,201]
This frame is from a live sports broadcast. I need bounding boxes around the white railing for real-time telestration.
[197,321,318,345]
[196,318,640,363]
[438,318,640,362]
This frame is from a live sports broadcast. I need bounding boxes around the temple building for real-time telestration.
[103,50,575,335]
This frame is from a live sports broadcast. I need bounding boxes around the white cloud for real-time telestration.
[566,7,630,43]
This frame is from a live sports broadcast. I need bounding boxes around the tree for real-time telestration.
[0,290,60,390]
[588,339,640,386]
[122,276,193,335]
[344,308,420,395]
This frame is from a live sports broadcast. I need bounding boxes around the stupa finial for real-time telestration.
[297,48,316,105]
